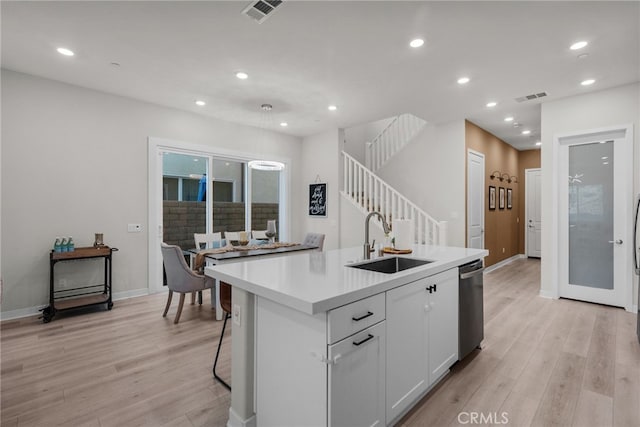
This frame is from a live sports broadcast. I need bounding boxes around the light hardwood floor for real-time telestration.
[1,258,639,426]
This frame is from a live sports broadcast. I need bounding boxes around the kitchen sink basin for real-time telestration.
[347,256,433,274]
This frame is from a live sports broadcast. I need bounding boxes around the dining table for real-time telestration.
[187,242,319,320]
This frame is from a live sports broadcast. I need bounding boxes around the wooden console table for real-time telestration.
[42,246,117,323]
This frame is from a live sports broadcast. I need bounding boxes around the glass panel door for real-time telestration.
[162,152,208,249]
[211,159,247,237]
[558,127,632,309]
[251,168,281,241]
[568,141,614,289]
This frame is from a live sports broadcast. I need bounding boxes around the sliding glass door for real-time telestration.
[149,138,288,293]
[162,152,209,249]
[251,168,281,240]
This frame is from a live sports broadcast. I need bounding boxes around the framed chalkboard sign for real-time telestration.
[309,183,327,217]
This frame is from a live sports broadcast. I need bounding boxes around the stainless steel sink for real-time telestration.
[347,256,433,274]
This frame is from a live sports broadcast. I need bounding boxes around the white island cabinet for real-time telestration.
[205,245,487,427]
[256,294,386,427]
[386,267,459,424]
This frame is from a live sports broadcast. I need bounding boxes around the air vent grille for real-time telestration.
[242,0,283,23]
[515,91,548,103]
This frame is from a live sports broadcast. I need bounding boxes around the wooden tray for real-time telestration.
[382,247,413,254]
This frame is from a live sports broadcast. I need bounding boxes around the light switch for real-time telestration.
[127,224,142,233]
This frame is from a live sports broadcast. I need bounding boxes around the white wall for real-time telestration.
[540,82,639,307]
[300,129,341,250]
[0,70,303,316]
[343,117,395,164]
[374,120,466,247]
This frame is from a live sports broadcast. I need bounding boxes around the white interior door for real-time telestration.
[526,168,542,258]
[558,127,633,308]
[467,150,485,249]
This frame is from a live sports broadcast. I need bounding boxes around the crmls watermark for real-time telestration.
[457,411,509,424]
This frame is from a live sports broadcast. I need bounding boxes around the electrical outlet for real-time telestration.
[59,278,67,287]
[127,224,142,233]
[233,304,241,326]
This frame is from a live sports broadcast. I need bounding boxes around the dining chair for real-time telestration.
[224,231,241,243]
[161,243,215,324]
[213,281,232,391]
[194,232,223,250]
[302,232,325,251]
[192,232,223,304]
[251,230,268,240]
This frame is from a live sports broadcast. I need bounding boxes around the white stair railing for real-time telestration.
[342,151,447,246]
[365,113,426,172]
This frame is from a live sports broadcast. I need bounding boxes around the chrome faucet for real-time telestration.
[364,211,391,259]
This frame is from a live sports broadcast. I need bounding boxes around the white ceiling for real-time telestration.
[2,1,639,151]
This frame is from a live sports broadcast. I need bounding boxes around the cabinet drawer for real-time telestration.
[327,293,385,344]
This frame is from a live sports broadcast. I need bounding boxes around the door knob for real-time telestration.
[608,239,623,244]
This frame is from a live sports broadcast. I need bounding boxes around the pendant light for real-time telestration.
[249,103,285,171]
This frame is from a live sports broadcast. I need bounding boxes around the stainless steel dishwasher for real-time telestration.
[458,259,484,360]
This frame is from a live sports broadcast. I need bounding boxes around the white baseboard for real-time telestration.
[539,289,556,299]
[0,305,45,321]
[484,254,526,273]
[0,288,150,321]
[227,408,256,427]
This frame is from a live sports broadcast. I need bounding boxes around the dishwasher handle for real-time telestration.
[460,267,484,280]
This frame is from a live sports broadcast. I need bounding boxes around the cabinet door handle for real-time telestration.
[353,334,374,346]
[352,311,374,322]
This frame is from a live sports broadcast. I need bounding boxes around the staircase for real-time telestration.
[365,113,427,172]
[342,151,447,246]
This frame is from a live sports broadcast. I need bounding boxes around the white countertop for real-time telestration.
[205,245,488,315]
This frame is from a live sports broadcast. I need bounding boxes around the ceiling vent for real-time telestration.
[515,91,548,103]
[242,0,283,24]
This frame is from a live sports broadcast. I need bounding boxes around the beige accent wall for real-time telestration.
[517,150,541,254]
[466,120,520,267]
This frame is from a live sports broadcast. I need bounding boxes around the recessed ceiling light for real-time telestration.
[409,38,424,48]
[195,100,206,106]
[603,162,609,165]
[328,105,337,111]
[522,130,531,135]
[280,122,288,127]
[601,156,608,160]
[570,41,588,50]
[56,47,74,56]
[236,72,248,80]
[504,116,514,122]
[581,79,596,86]
[486,102,497,108]
[457,77,470,85]
[536,142,542,146]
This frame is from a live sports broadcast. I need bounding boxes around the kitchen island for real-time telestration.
[206,244,488,427]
